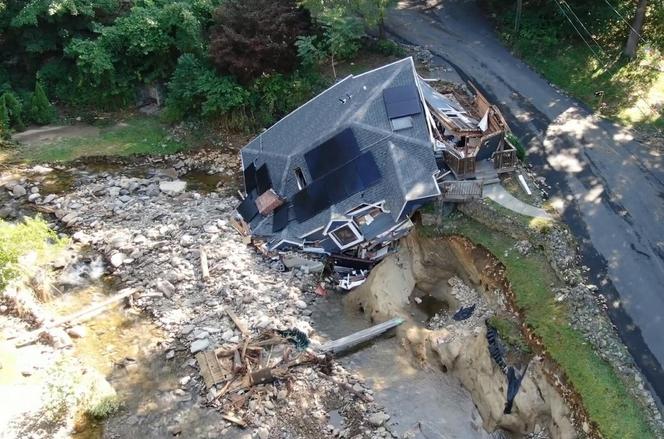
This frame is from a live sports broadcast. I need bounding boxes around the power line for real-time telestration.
[601,0,649,46]
[551,0,601,59]
[559,0,604,55]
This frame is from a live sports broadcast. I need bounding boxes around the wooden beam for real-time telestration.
[319,317,404,355]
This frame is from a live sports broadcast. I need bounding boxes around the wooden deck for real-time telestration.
[440,180,483,201]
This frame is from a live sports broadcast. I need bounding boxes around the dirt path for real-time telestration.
[387,0,664,403]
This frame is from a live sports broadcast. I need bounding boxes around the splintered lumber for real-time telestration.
[319,317,405,355]
[197,350,231,388]
[15,288,137,347]
[221,413,247,428]
[200,247,210,280]
[226,309,249,336]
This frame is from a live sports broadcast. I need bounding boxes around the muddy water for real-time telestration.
[311,293,492,439]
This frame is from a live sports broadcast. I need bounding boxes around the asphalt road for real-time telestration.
[386,0,664,403]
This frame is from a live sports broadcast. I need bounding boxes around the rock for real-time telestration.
[108,187,121,197]
[42,194,57,204]
[11,185,26,197]
[179,376,191,387]
[367,412,389,427]
[31,165,53,175]
[190,338,210,354]
[156,279,176,298]
[167,424,182,436]
[67,326,87,338]
[257,427,269,439]
[180,234,194,246]
[221,329,234,341]
[118,195,132,203]
[110,252,125,267]
[28,193,40,202]
[165,350,175,360]
[159,180,187,195]
[295,300,307,310]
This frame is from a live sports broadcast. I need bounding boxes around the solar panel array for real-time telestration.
[237,194,259,222]
[256,164,272,195]
[383,85,422,119]
[304,128,360,180]
[272,203,290,232]
[293,151,381,222]
[243,163,257,192]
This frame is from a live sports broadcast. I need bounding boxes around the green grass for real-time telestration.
[17,116,186,162]
[432,214,654,439]
[484,2,663,129]
[487,315,531,355]
[0,216,68,291]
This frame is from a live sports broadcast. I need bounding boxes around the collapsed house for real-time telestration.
[235,57,514,280]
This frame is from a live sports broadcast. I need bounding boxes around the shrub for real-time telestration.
[209,0,313,84]
[506,132,526,161]
[0,96,9,137]
[3,92,26,131]
[164,54,249,122]
[28,82,56,125]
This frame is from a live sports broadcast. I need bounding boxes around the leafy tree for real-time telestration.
[623,0,648,58]
[0,96,9,138]
[209,0,312,83]
[164,54,249,121]
[2,91,25,130]
[28,82,56,125]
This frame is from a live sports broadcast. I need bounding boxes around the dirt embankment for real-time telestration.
[345,231,576,438]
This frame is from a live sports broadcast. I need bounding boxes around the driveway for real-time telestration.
[386,0,664,402]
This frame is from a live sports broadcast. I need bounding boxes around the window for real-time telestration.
[294,167,307,190]
[390,116,413,131]
[329,223,363,250]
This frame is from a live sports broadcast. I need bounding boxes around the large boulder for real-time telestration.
[159,180,187,195]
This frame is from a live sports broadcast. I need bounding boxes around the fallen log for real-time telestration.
[16,288,137,347]
[319,317,404,355]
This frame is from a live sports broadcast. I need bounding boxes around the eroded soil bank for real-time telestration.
[345,231,576,438]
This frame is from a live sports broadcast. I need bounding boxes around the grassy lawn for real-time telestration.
[430,214,654,439]
[11,116,186,163]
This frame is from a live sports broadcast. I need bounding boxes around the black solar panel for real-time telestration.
[305,128,360,180]
[272,203,290,232]
[237,195,258,222]
[243,163,257,192]
[256,164,272,195]
[383,85,422,119]
[292,152,381,223]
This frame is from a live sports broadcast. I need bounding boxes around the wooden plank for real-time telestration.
[319,317,405,355]
[200,247,210,280]
[197,350,231,388]
[226,309,249,336]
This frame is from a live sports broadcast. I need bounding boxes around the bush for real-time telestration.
[0,97,9,137]
[2,92,26,131]
[28,82,56,125]
[369,38,406,57]
[164,54,250,122]
[0,216,67,291]
[506,132,526,161]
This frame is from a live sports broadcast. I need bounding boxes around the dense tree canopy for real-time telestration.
[209,0,312,84]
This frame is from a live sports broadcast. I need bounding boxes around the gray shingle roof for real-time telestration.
[239,57,440,245]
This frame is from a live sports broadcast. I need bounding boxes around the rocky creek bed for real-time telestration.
[1,149,662,439]
[0,152,507,439]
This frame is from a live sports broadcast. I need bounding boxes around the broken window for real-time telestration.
[294,167,307,190]
[330,223,363,249]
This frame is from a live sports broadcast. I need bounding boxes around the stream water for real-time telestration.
[47,258,228,439]
[311,293,492,439]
